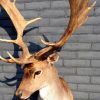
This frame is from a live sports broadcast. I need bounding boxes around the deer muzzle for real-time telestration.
[16,89,31,99]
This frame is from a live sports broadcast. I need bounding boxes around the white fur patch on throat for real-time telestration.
[39,86,50,99]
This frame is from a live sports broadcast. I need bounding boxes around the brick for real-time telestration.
[62,35,100,43]
[40,9,66,18]
[64,75,90,84]
[38,18,50,26]
[78,84,100,92]
[2,51,14,58]
[63,35,79,43]
[2,35,16,41]
[3,94,14,100]
[78,51,100,59]
[16,3,24,10]
[60,51,77,59]
[51,1,69,8]
[73,91,89,99]
[0,95,3,100]
[75,26,94,34]
[57,68,76,75]
[77,68,100,76]
[0,65,2,72]
[64,60,90,67]
[25,1,50,10]
[21,10,39,19]
[91,60,100,67]
[39,27,64,34]
[3,72,17,79]
[0,82,4,87]
[0,73,7,80]
[63,43,91,50]
[0,87,15,94]
[55,59,63,67]
[92,43,100,50]
[85,16,100,25]
[16,0,28,3]
[23,35,49,48]
[50,18,69,26]
[89,93,100,100]
[94,25,100,33]
[0,43,14,51]
[2,64,17,73]
[74,35,100,43]
[0,27,7,35]
[69,83,77,91]
[24,27,39,35]
[95,7,100,16]
[91,77,100,84]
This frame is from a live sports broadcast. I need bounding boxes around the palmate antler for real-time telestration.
[34,0,96,59]
[0,0,96,64]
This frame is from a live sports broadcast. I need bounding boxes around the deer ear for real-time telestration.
[47,53,59,64]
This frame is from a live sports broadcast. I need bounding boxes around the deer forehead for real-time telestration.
[24,61,48,70]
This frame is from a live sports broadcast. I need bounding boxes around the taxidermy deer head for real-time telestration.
[0,0,95,100]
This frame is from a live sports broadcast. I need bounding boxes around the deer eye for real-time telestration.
[34,70,42,78]
[35,71,41,75]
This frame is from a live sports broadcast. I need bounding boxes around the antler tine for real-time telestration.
[0,55,18,63]
[78,1,96,28]
[34,0,95,59]
[13,0,16,4]
[26,17,42,27]
[7,51,33,64]
[0,39,15,43]
[0,56,10,63]
[0,0,41,64]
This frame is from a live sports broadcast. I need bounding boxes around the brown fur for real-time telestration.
[59,77,73,100]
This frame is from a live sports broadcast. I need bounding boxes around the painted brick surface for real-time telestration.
[0,0,100,100]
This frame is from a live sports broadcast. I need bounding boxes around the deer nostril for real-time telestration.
[19,92,22,98]
[19,91,22,98]
[16,90,22,98]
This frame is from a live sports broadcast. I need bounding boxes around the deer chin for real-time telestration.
[18,88,42,100]
[19,94,30,100]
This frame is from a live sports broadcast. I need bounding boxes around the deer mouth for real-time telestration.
[16,89,32,100]
[18,94,31,100]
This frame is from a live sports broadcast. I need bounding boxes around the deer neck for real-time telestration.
[39,78,64,100]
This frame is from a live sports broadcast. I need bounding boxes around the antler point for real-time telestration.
[26,17,42,27]
[0,56,7,62]
[7,51,16,62]
[91,1,96,8]
[40,36,48,45]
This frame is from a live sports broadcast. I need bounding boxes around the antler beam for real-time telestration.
[0,0,41,64]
